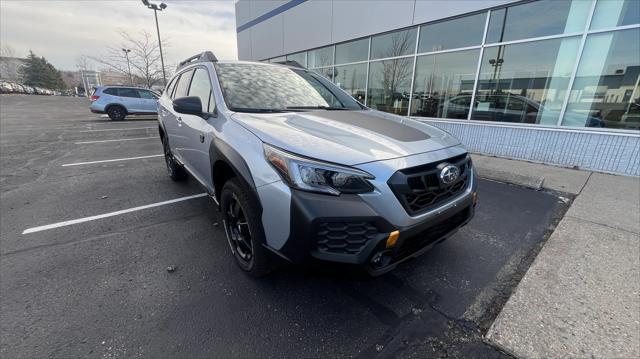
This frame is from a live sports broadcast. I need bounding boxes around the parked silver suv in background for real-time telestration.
[90,86,160,120]
[158,52,477,277]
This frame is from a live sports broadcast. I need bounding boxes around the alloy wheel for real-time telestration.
[224,194,253,264]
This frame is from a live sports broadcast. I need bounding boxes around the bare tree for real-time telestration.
[381,31,413,101]
[88,30,169,88]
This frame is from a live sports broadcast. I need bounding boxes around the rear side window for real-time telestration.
[103,88,118,95]
[174,70,194,99]
[118,88,140,98]
[138,89,157,99]
[188,68,213,113]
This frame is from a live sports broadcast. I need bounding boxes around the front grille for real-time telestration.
[388,154,472,216]
[316,221,380,255]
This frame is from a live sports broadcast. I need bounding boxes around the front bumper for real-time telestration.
[278,183,476,275]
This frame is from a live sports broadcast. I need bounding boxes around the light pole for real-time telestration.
[142,0,167,86]
[122,48,133,85]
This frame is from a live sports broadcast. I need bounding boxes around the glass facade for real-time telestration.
[371,28,417,59]
[286,52,306,67]
[486,0,590,43]
[473,37,581,125]
[335,38,369,64]
[367,58,413,114]
[267,0,640,132]
[334,63,367,102]
[562,28,640,130]
[308,45,333,68]
[411,49,479,119]
[418,13,485,52]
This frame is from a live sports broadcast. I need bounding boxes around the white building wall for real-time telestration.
[236,0,520,61]
[283,1,333,54]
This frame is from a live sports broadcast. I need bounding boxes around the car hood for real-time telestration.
[231,110,460,165]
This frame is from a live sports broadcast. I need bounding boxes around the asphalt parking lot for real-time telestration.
[1,95,569,358]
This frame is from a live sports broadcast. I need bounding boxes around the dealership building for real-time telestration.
[235,0,640,176]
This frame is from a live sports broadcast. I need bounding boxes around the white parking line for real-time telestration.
[75,137,157,144]
[77,127,156,132]
[61,154,163,167]
[22,193,208,234]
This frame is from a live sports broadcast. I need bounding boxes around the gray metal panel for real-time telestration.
[425,120,640,176]
[250,15,285,60]
[332,0,415,44]
[235,0,252,27]
[237,30,252,60]
[412,0,518,24]
[283,0,333,54]
[250,0,288,18]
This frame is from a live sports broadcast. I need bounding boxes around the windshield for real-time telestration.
[215,63,363,112]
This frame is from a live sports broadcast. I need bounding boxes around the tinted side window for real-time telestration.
[174,70,194,99]
[187,68,213,113]
[103,88,118,95]
[138,90,157,99]
[118,88,140,98]
[165,78,178,98]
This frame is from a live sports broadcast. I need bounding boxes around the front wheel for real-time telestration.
[221,178,271,277]
[163,138,188,181]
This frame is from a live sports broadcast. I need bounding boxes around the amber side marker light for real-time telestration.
[472,191,478,206]
[386,230,400,248]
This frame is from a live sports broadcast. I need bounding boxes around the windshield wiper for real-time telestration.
[230,107,288,113]
[286,106,350,111]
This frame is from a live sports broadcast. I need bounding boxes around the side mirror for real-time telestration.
[173,96,202,116]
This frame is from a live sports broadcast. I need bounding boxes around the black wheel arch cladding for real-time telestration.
[209,137,257,199]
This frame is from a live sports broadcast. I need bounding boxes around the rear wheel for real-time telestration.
[163,137,188,181]
[107,105,126,121]
[221,178,271,277]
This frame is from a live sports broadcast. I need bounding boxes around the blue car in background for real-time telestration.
[90,86,160,120]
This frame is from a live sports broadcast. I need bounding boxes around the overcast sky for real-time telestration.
[0,0,238,71]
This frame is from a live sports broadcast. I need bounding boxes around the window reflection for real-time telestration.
[371,28,417,59]
[486,0,590,43]
[410,49,479,119]
[335,38,369,64]
[563,28,640,130]
[286,52,307,67]
[334,64,367,102]
[418,13,485,53]
[591,0,640,30]
[367,58,413,115]
[308,46,333,68]
[471,37,581,125]
[313,67,335,82]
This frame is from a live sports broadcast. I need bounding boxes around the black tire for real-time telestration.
[221,178,271,277]
[163,137,188,181]
[107,105,126,121]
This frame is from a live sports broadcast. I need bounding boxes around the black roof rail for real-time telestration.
[176,51,218,71]
[272,60,305,69]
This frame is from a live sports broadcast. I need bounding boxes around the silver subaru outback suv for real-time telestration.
[158,52,477,277]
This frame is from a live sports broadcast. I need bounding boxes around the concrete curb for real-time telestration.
[475,168,544,191]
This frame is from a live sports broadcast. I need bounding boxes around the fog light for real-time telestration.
[386,230,400,248]
[472,191,478,206]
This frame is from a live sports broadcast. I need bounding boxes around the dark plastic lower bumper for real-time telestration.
[278,187,476,274]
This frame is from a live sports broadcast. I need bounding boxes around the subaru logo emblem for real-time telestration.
[439,165,459,185]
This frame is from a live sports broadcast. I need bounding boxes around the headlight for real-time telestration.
[264,144,374,195]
